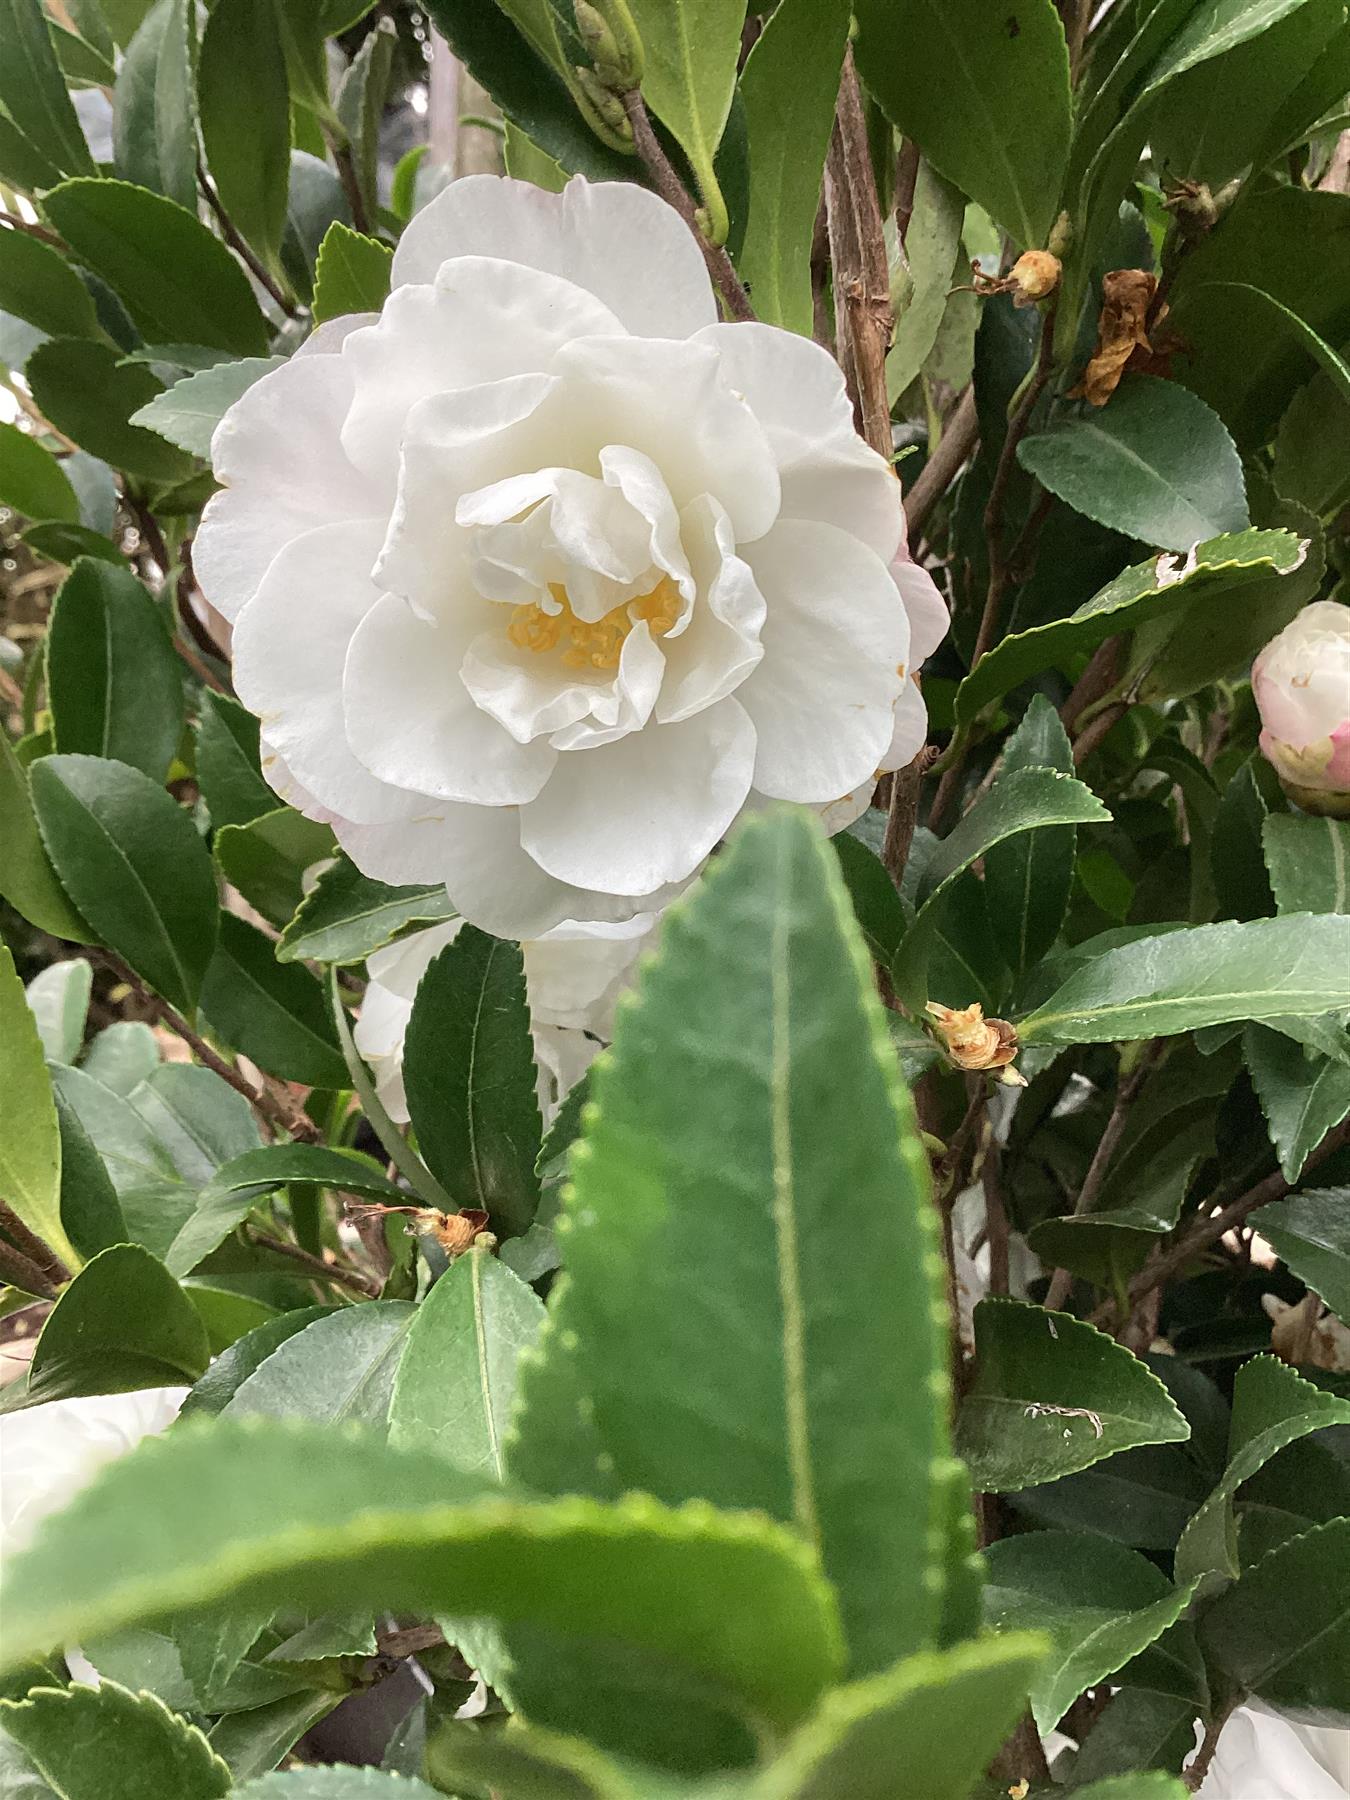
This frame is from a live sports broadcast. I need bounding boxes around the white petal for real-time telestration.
[893,556,950,664]
[340,257,626,482]
[553,335,781,544]
[740,519,908,803]
[519,700,756,895]
[525,914,657,1030]
[196,355,379,622]
[392,174,716,338]
[881,678,929,773]
[232,521,416,825]
[694,321,905,563]
[343,592,557,806]
[656,495,764,723]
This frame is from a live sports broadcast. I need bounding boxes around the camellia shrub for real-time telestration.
[1,1,1349,1797]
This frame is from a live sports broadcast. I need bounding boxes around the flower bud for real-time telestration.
[1253,600,1350,817]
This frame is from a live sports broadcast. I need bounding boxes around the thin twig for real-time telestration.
[0,1234,62,1300]
[1073,699,1129,766]
[197,158,301,320]
[1061,636,1123,734]
[326,131,371,238]
[0,1200,71,1288]
[0,210,65,249]
[620,90,754,322]
[243,1227,379,1297]
[982,1132,1011,1298]
[1185,1699,1238,1792]
[906,388,979,542]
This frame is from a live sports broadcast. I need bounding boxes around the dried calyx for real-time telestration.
[925,1001,1026,1086]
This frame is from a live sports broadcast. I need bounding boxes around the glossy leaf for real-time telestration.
[132,356,286,460]
[1017,377,1248,553]
[0,945,77,1272]
[1251,1187,1350,1323]
[1246,1023,1350,1182]
[25,338,197,485]
[199,1144,405,1211]
[983,1532,1196,1732]
[0,0,95,176]
[403,926,542,1237]
[627,0,742,238]
[540,808,948,1676]
[0,1417,844,1768]
[31,755,219,1016]
[212,807,335,927]
[23,956,90,1062]
[736,0,851,334]
[46,560,184,781]
[389,1245,544,1477]
[334,20,394,225]
[0,228,99,341]
[113,0,198,211]
[425,1722,636,1800]
[194,691,274,831]
[886,160,967,403]
[0,1681,228,1799]
[200,914,346,1089]
[180,1306,332,1419]
[224,1303,416,1431]
[311,222,392,326]
[853,0,1071,248]
[0,421,79,523]
[0,734,91,941]
[276,856,455,965]
[54,1086,126,1262]
[983,697,1078,979]
[43,179,271,356]
[1263,813,1350,915]
[198,0,291,278]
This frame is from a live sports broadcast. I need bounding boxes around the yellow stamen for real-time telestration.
[507,575,682,671]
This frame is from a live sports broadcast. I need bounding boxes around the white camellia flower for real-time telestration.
[195,175,947,939]
[1195,1704,1350,1799]
[1253,600,1350,817]
[355,913,656,1124]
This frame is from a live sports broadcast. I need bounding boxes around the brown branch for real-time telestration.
[326,131,371,239]
[1061,636,1123,734]
[0,211,65,249]
[905,387,979,542]
[824,48,893,457]
[0,1200,71,1288]
[1185,1699,1238,1792]
[982,1134,1011,1298]
[621,90,754,322]
[0,1234,62,1301]
[1073,699,1129,766]
[197,158,301,320]
[243,1227,379,1297]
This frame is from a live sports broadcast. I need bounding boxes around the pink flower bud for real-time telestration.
[1253,600,1350,817]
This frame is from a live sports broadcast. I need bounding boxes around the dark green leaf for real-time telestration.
[0,1680,228,1799]
[626,0,744,239]
[276,856,455,966]
[1263,813,1350,915]
[25,338,197,483]
[21,1243,210,1404]
[22,522,127,567]
[403,926,543,1237]
[280,150,350,303]
[201,913,347,1089]
[112,0,198,211]
[983,696,1077,978]
[179,1305,331,1418]
[1246,1023,1350,1182]
[212,807,335,926]
[983,1532,1196,1732]
[32,755,218,1016]
[311,222,393,325]
[1251,1187,1350,1323]
[46,560,184,781]
[194,690,274,830]
[0,944,78,1271]
[132,356,287,460]
[1016,376,1248,553]
[0,226,100,340]
[539,808,949,1677]
[0,112,60,192]
[0,733,91,941]
[198,0,291,278]
[1274,344,1350,517]
[199,1144,405,1212]
[43,178,271,356]
[224,1302,415,1430]
[0,420,78,522]
[425,1721,636,1800]
[333,20,394,227]
[956,1300,1189,1492]
[389,1245,544,1478]
[54,1088,127,1260]
[0,0,95,176]
[853,0,1070,248]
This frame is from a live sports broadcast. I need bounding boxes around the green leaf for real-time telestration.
[199,1144,406,1212]
[113,0,198,212]
[403,926,543,1237]
[542,807,949,1677]
[956,1300,1189,1493]
[200,913,347,1089]
[627,0,742,239]
[46,560,184,781]
[194,690,274,831]
[426,1721,636,1800]
[952,527,1308,735]
[180,1305,331,1418]
[0,227,99,341]
[886,160,967,403]
[236,1772,440,1798]
[23,956,91,1062]
[1263,813,1350,915]
[894,766,1109,1004]
[311,221,393,325]
[54,1087,127,1260]
[81,1020,159,1095]
[1251,1187,1350,1323]
[1019,913,1350,1046]
[198,0,291,279]
[1197,1518,1350,1716]
[212,807,335,927]
[0,112,60,193]
[0,1680,228,1799]
[736,0,851,335]
[32,755,219,1016]
[24,338,197,484]
[1246,1023,1350,1182]
[0,945,77,1271]
[1174,1356,1350,1589]
[1072,1780,1188,1800]
[0,733,91,941]
[389,1245,544,1478]
[982,697,1077,979]
[334,20,395,227]
[43,179,271,357]
[752,1635,1048,1800]
[0,0,95,176]
[983,1532,1196,1733]
[20,1243,210,1405]
[1016,376,1249,553]
[224,1303,416,1430]
[132,356,287,460]
[0,1417,844,1765]
[276,855,456,966]
[853,0,1071,249]
[1274,340,1350,517]
[207,1691,343,1782]
[0,421,78,523]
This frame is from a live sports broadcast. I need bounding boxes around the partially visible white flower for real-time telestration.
[0,1388,186,1559]
[1253,600,1350,817]
[1195,1704,1350,1799]
[196,174,947,939]
[355,913,657,1124]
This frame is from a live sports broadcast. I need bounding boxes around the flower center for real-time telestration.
[507,576,682,671]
